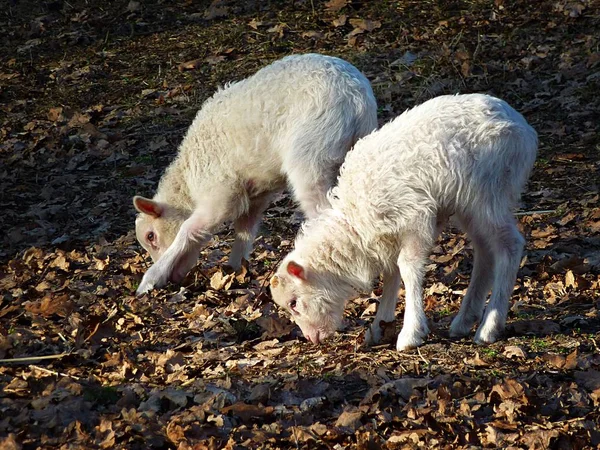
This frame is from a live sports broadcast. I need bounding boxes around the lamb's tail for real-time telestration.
[349,80,378,149]
[473,116,538,225]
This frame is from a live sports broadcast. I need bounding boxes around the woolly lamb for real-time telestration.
[134,53,377,295]
[270,94,537,350]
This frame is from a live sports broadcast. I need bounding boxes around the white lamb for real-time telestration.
[134,53,377,295]
[270,93,538,350]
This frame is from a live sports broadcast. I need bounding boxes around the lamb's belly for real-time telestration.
[368,233,402,264]
[243,171,287,197]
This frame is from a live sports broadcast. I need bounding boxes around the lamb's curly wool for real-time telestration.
[134,53,377,294]
[270,94,538,350]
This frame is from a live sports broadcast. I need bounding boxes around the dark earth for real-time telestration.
[1,0,599,448]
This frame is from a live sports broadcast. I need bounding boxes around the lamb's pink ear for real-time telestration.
[286,260,306,281]
[133,196,163,218]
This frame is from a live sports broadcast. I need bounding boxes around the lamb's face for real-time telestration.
[270,258,347,344]
[133,196,179,262]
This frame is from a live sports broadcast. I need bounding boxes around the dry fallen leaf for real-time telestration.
[349,18,382,32]
[94,419,116,449]
[256,314,295,339]
[565,269,577,289]
[324,0,348,12]
[464,352,490,367]
[47,107,63,122]
[490,379,528,403]
[302,31,325,40]
[165,421,186,445]
[126,1,141,13]
[178,59,203,72]
[204,1,229,20]
[332,14,347,27]
[210,270,235,290]
[335,410,363,430]
[25,294,74,318]
[221,402,273,421]
[503,345,526,359]
[507,319,561,337]
[205,55,226,65]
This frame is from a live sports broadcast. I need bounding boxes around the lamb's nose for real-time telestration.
[311,331,321,344]
[306,331,320,344]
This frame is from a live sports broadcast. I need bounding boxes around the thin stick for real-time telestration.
[83,321,101,344]
[29,365,81,380]
[180,378,196,387]
[0,353,69,364]
[417,346,430,366]
[590,336,599,353]
[514,210,556,216]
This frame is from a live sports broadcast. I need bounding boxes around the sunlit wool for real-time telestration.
[270,94,538,350]
[133,53,378,294]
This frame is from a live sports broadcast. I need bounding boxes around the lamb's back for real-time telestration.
[173,54,374,196]
[332,94,536,232]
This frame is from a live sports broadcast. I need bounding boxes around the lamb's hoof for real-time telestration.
[474,311,504,344]
[449,316,476,338]
[136,280,154,295]
[474,325,502,345]
[136,266,168,295]
[364,327,381,347]
[396,329,427,352]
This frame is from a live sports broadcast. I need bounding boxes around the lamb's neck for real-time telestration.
[154,124,215,212]
[154,159,195,213]
[303,213,376,291]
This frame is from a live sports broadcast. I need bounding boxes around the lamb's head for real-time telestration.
[270,256,352,344]
[133,196,188,262]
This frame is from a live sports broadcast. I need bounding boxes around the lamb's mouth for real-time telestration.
[302,326,333,344]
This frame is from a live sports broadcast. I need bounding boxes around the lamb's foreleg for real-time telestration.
[136,212,212,294]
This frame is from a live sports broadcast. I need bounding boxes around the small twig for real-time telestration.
[126,127,188,139]
[34,261,52,287]
[226,288,259,295]
[83,321,101,344]
[590,336,599,353]
[416,346,430,366]
[292,424,300,450]
[29,365,81,380]
[525,415,588,431]
[514,209,556,216]
[0,353,70,364]
[180,378,196,387]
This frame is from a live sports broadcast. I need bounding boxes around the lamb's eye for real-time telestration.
[289,298,297,311]
[147,231,155,242]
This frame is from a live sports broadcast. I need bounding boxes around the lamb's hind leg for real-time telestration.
[284,126,353,220]
[365,268,401,345]
[287,168,334,220]
[449,216,495,338]
[229,192,275,270]
[474,220,525,344]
